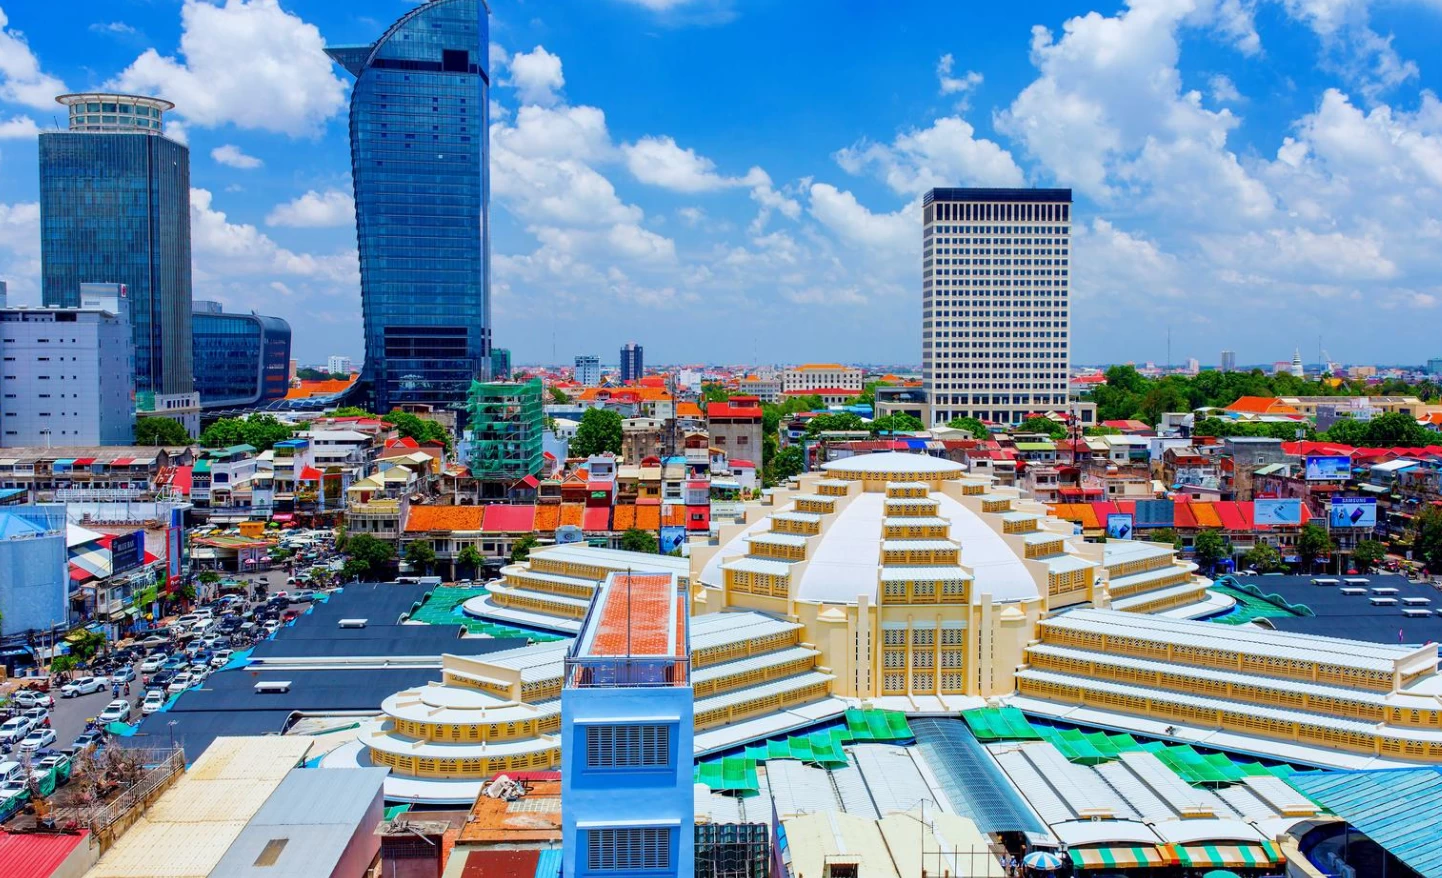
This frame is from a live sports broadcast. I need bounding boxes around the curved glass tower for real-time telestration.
[327,0,491,414]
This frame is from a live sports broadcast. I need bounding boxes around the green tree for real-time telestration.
[383,410,452,452]
[135,417,191,446]
[342,558,371,582]
[770,445,805,482]
[1139,381,1189,426]
[1351,539,1387,572]
[1414,506,1442,573]
[200,413,296,451]
[70,629,106,662]
[329,406,376,418]
[1297,523,1334,571]
[619,528,659,554]
[946,416,990,439]
[869,412,924,435]
[458,544,485,578]
[571,408,624,457]
[1192,529,1230,572]
[1324,411,1434,448]
[1150,528,1181,550]
[1017,416,1067,440]
[548,386,571,404]
[804,412,865,436]
[404,540,437,574]
[510,534,539,563]
[1242,542,1285,573]
[700,383,731,403]
[345,533,395,579]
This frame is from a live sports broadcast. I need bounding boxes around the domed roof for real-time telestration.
[820,451,964,476]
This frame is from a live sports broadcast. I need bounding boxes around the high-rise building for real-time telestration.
[1221,350,1236,373]
[575,355,600,386]
[490,347,511,380]
[781,363,863,393]
[619,342,644,383]
[1425,358,1442,376]
[921,188,1071,426]
[40,92,193,397]
[326,355,353,376]
[562,571,693,878]
[191,301,293,409]
[326,0,491,414]
[0,284,135,447]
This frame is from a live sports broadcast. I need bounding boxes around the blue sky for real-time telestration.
[1,0,1440,369]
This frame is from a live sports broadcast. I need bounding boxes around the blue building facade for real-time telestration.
[39,93,193,397]
[191,301,293,409]
[0,507,69,641]
[327,0,491,415]
[562,572,694,878]
[620,342,644,384]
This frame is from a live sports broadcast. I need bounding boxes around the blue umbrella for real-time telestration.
[1023,850,1065,871]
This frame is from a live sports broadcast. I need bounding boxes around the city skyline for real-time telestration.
[0,1,1439,366]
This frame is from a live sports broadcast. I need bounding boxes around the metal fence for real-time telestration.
[52,745,185,835]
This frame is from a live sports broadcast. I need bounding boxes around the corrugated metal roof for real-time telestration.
[209,823,361,878]
[1290,768,1442,878]
[244,767,388,827]
[0,830,88,877]
[766,760,842,818]
[851,744,942,817]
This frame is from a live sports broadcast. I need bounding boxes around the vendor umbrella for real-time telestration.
[1202,872,1241,878]
[1022,851,1065,871]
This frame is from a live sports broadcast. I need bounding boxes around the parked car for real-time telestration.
[166,672,193,694]
[18,728,56,753]
[12,690,53,710]
[135,635,169,650]
[60,677,106,698]
[0,717,31,746]
[141,690,166,716]
[262,620,281,635]
[210,649,233,669]
[291,590,319,603]
[111,666,137,684]
[20,708,50,729]
[0,779,26,800]
[148,670,177,690]
[97,700,131,725]
[30,753,69,785]
[69,730,105,757]
[139,654,168,673]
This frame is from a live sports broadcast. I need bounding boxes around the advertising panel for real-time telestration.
[1329,497,1378,529]
[1305,456,1352,481]
[1255,498,1304,526]
[1106,513,1134,540]
[166,507,185,587]
[660,526,688,555]
[109,531,144,574]
[554,525,583,545]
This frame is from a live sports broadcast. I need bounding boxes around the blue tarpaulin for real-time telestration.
[1290,768,1442,878]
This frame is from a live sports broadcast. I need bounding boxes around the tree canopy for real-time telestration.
[383,410,452,452]
[135,417,191,446]
[344,533,395,579]
[1351,539,1386,571]
[769,445,805,482]
[1297,523,1334,571]
[805,412,866,436]
[1415,506,1442,573]
[946,416,989,439]
[571,408,623,457]
[869,412,924,435]
[200,414,296,451]
[1242,542,1285,573]
[1017,416,1067,440]
[1192,530,1231,572]
[619,528,659,554]
[510,534,539,563]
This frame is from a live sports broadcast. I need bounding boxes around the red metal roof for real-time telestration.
[519,474,539,488]
[586,481,612,492]
[298,466,323,481]
[685,505,710,531]
[582,506,612,532]
[730,459,755,468]
[460,849,540,878]
[707,402,762,419]
[482,505,537,533]
[170,465,192,496]
[71,457,95,466]
[0,829,88,876]
[110,457,134,466]
[1214,501,1247,531]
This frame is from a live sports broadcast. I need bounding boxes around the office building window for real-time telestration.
[586,724,669,768]
[587,828,671,871]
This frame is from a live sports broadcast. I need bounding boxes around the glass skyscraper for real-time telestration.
[327,0,491,415]
[39,92,194,396]
[191,301,293,409]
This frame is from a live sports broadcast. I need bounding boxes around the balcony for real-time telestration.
[564,655,691,688]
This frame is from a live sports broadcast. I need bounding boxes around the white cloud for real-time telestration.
[835,116,1025,195]
[192,187,357,284]
[0,7,67,109]
[1209,73,1242,103]
[616,0,698,9]
[505,46,565,107]
[265,189,355,228]
[1279,0,1419,95]
[110,0,346,136]
[807,184,917,256]
[163,119,189,145]
[210,144,263,169]
[935,53,982,107]
[492,104,612,162]
[0,113,37,139]
[89,21,137,36]
[622,135,767,192]
[0,200,40,303]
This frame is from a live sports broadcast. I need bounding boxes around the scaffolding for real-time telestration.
[695,822,770,878]
[466,378,544,482]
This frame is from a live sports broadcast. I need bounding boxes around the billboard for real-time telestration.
[554,525,583,545]
[1255,498,1304,526]
[1329,497,1378,529]
[1106,513,1134,540]
[1305,456,1352,481]
[109,531,144,574]
[166,507,186,587]
[1134,499,1175,528]
[660,526,688,555]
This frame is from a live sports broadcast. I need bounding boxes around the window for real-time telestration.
[587,828,671,871]
[586,724,669,768]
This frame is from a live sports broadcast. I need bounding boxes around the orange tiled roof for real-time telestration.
[586,574,681,658]
[612,505,637,531]
[635,505,661,531]
[534,505,561,531]
[662,505,687,527]
[1225,396,1300,415]
[404,505,485,533]
[1191,503,1223,527]
[284,376,358,399]
[559,504,585,527]
[675,402,703,418]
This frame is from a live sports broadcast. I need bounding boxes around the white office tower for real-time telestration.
[922,188,1071,426]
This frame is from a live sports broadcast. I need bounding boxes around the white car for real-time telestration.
[21,708,50,730]
[31,754,69,784]
[262,620,281,635]
[0,780,26,800]
[97,700,131,725]
[11,690,53,709]
[141,690,166,715]
[0,717,31,745]
[60,676,106,698]
[18,728,56,753]
[139,654,168,673]
[166,672,194,694]
[210,649,233,669]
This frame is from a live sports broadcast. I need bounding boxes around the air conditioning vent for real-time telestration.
[254,681,292,694]
[338,618,368,629]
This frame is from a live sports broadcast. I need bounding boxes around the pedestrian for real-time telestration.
[123,682,130,696]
